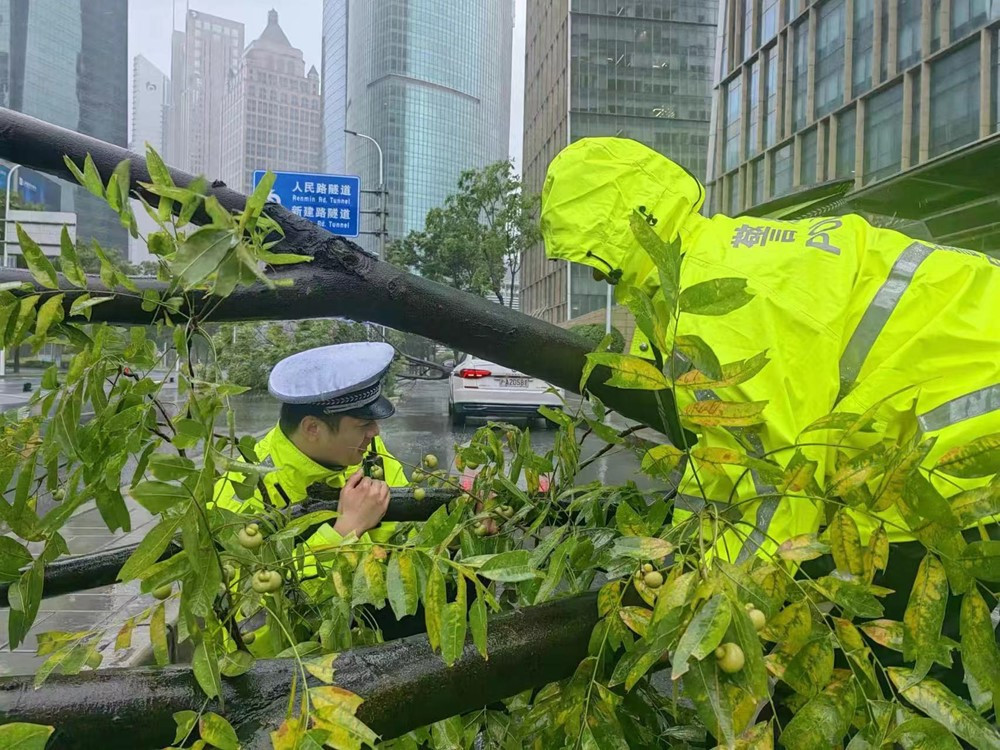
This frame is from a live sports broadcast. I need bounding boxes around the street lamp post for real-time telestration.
[344,129,386,261]
[1,164,21,377]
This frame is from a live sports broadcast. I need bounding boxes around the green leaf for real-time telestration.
[424,561,446,651]
[243,171,276,229]
[172,710,198,745]
[469,595,488,659]
[800,411,876,435]
[903,554,949,686]
[959,541,1000,581]
[960,589,1000,716]
[171,228,234,286]
[386,549,420,619]
[730,605,769,700]
[623,287,668,351]
[8,560,44,649]
[583,351,669,390]
[679,277,754,316]
[16,225,59,289]
[675,350,770,389]
[934,433,1000,478]
[760,600,813,645]
[811,576,884,618]
[681,399,768,428]
[81,154,105,198]
[779,679,857,750]
[629,209,681,307]
[671,594,732,680]
[0,536,32,583]
[440,601,468,667]
[147,454,197,482]
[674,334,722,380]
[611,535,674,560]
[59,227,86,288]
[478,550,537,582]
[117,510,186,582]
[193,639,222,702]
[0,723,55,750]
[684,657,758,745]
[151,601,169,666]
[615,501,647,537]
[690,446,784,484]
[640,443,684,480]
[199,712,239,750]
[887,669,1000,750]
[33,294,64,339]
[885,718,962,750]
[829,509,865,577]
[779,633,834,697]
[68,294,113,319]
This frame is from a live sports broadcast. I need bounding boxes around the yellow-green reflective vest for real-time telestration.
[541,137,1000,561]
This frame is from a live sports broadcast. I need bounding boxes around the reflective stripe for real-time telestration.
[735,431,780,563]
[838,242,935,401]
[918,383,1000,432]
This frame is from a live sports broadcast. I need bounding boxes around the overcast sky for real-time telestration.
[128,0,526,168]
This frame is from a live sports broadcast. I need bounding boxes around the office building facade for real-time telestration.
[0,0,128,254]
[167,9,244,178]
[329,0,513,256]
[707,0,1000,217]
[520,0,718,324]
[321,0,349,173]
[220,10,322,194]
[131,55,170,155]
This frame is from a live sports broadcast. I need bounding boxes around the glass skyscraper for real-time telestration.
[323,0,513,256]
[520,0,718,324]
[0,0,128,254]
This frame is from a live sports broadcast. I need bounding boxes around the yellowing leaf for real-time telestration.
[776,534,830,562]
[199,712,238,750]
[778,678,856,750]
[310,685,378,750]
[674,334,722,381]
[829,510,865,578]
[779,450,818,493]
[619,606,652,638]
[959,540,1000,582]
[611,536,674,561]
[902,554,949,686]
[386,549,419,619]
[773,633,834,697]
[640,443,684,479]
[872,438,935,512]
[671,595,731,681]
[950,485,1000,527]
[623,287,669,351]
[584,351,670,391]
[869,524,890,574]
[676,351,770,389]
[960,589,1000,716]
[887,669,1000,750]
[33,294,64,339]
[934,433,1000,478]
[150,601,168,666]
[681,400,768,428]
[424,562,446,652]
[59,227,86,288]
[760,600,812,645]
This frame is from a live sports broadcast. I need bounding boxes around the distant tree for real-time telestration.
[388,160,540,308]
[569,323,625,353]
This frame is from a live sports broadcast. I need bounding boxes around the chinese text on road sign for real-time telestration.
[252,170,361,238]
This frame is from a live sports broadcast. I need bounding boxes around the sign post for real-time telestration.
[252,170,361,238]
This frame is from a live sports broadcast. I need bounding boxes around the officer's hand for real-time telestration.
[334,470,390,538]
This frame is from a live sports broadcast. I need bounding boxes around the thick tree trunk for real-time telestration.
[0,107,686,443]
[0,592,598,749]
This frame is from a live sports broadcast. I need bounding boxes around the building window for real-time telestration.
[931,0,943,52]
[764,46,778,146]
[815,0,846,118]
[751,157,765,205]
[864,83,904,183]
[836,106,857,177]
[727,172,741,214]
[995,30,1000,130]
[786,0,799,25]
[898,0,922,70]
[792,21,809,130]
[951,0,991,40]
[800,127,818,186]
[879,2,891,81]
[747,61,761,157]
[744,0,757,57]
[853,0,875,97]
[725,77,743,171]
[930,43,980,157]
[772,143,793,196]
[910,68,922,165]
[761,0,778,43]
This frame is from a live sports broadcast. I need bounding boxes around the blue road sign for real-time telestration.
[252,170,361,238]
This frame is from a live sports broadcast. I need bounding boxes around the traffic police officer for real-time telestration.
[540,137,1000,563]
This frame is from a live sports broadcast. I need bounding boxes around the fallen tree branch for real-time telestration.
[0,107,687,443]
[0,592,598,749]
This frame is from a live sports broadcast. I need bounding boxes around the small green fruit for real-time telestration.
[238,524,263,550]
[251,569,282,594]
[715,642,745,674]
[152,584,173,600]
[370,465,384,480]
[474,522,489,537]
[411,469,425,483]
[53,488,66,501]
[413,487,426,501]
[223,563,236,582]
[423,454,439,469]
[643,571,664,589]
[748,608,767,631]
[642,563,654,573]
[242,631,256,645]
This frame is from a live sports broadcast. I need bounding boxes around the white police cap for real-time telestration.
[268,342,396,419]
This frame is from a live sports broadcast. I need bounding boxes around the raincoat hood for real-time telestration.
[540,137,706,291]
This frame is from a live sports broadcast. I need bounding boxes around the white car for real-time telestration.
[448,355,564,427]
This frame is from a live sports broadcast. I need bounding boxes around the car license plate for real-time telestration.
[498,376,529,388]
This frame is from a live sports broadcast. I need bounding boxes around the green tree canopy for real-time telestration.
[388,160,540,308]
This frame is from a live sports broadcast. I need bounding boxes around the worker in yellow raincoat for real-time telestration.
[212,342,409,655]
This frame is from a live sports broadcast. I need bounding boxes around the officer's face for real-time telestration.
[314,415,381,467]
